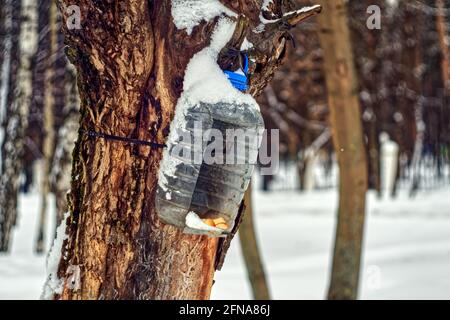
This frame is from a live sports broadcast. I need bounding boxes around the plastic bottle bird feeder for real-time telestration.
[156,54,264,237]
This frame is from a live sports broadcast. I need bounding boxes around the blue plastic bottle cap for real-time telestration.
[223,54,249,92]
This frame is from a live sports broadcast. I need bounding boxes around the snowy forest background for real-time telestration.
[1,0,450,300]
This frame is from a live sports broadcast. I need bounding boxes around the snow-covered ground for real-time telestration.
[1,188,450,300]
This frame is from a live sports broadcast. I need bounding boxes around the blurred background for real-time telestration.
[1,0,450,299]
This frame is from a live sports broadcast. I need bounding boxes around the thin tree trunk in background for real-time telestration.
[0,3,5,84]
[409,99,425,197]
[239,185,271,300]
[0,0,37,252]
[367,113,381,197]
[436,0,450,91]
[402,4,424,197]
[43,0,321,300]
[36,0,57,254]
[316,0,368,300]
[394,1,422,178]
[0,0,14,128]
[436,0,450,169]
[348,1,384,197]
[0,0,13,231]
[25,0,50,195]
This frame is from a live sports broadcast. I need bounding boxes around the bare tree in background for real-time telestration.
[316,0,368,300]
[0,2,5,74]
[349,0,386,196]
[36,0,58,253]
[0,0,38,251]
[24,0,50,196]
[436,0,450,92]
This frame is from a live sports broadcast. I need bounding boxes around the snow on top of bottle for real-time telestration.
[158,17,259,186]
[182,18,257,107]
[171,0,237,35]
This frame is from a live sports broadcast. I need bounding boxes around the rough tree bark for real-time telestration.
[0,0,37,252]
[316,0,368,300]
[47,0,321,300]
[239,185,271,300]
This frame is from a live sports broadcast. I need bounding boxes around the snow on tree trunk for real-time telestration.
[316,0,369,300]
[52,63,79,227]
[0,0,38,252]
[45,0,321,300]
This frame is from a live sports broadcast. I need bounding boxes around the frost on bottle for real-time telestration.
[156,100,264,237]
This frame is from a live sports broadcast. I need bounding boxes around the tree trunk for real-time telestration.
[25,0,51,196]
[36,0,58,254]
[0,2,5,83]
[0,0,37,252]
[348,1,384,196]
[0,0,15,131]
[52,62,79,226]
[44,0,321,300]
[316,0,368,300]
[400,3,424,197]
[239,185,271,300]
[436,0,450,92]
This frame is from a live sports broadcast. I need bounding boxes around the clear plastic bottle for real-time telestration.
[156,101,264,237]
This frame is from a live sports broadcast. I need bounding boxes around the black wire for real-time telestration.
[82,129,166,149]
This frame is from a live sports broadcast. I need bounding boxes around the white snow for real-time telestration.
[185,211,224,236]
[257,5,322,31]
[181,18,257,107]
[211,187,450,299]
[240,38,254,51]
[171,0,237,35]
[262,0,274,11]
[1,186,450,299]
[0,194,57,299]
[41,211,69,299]
[284,5,322,18]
